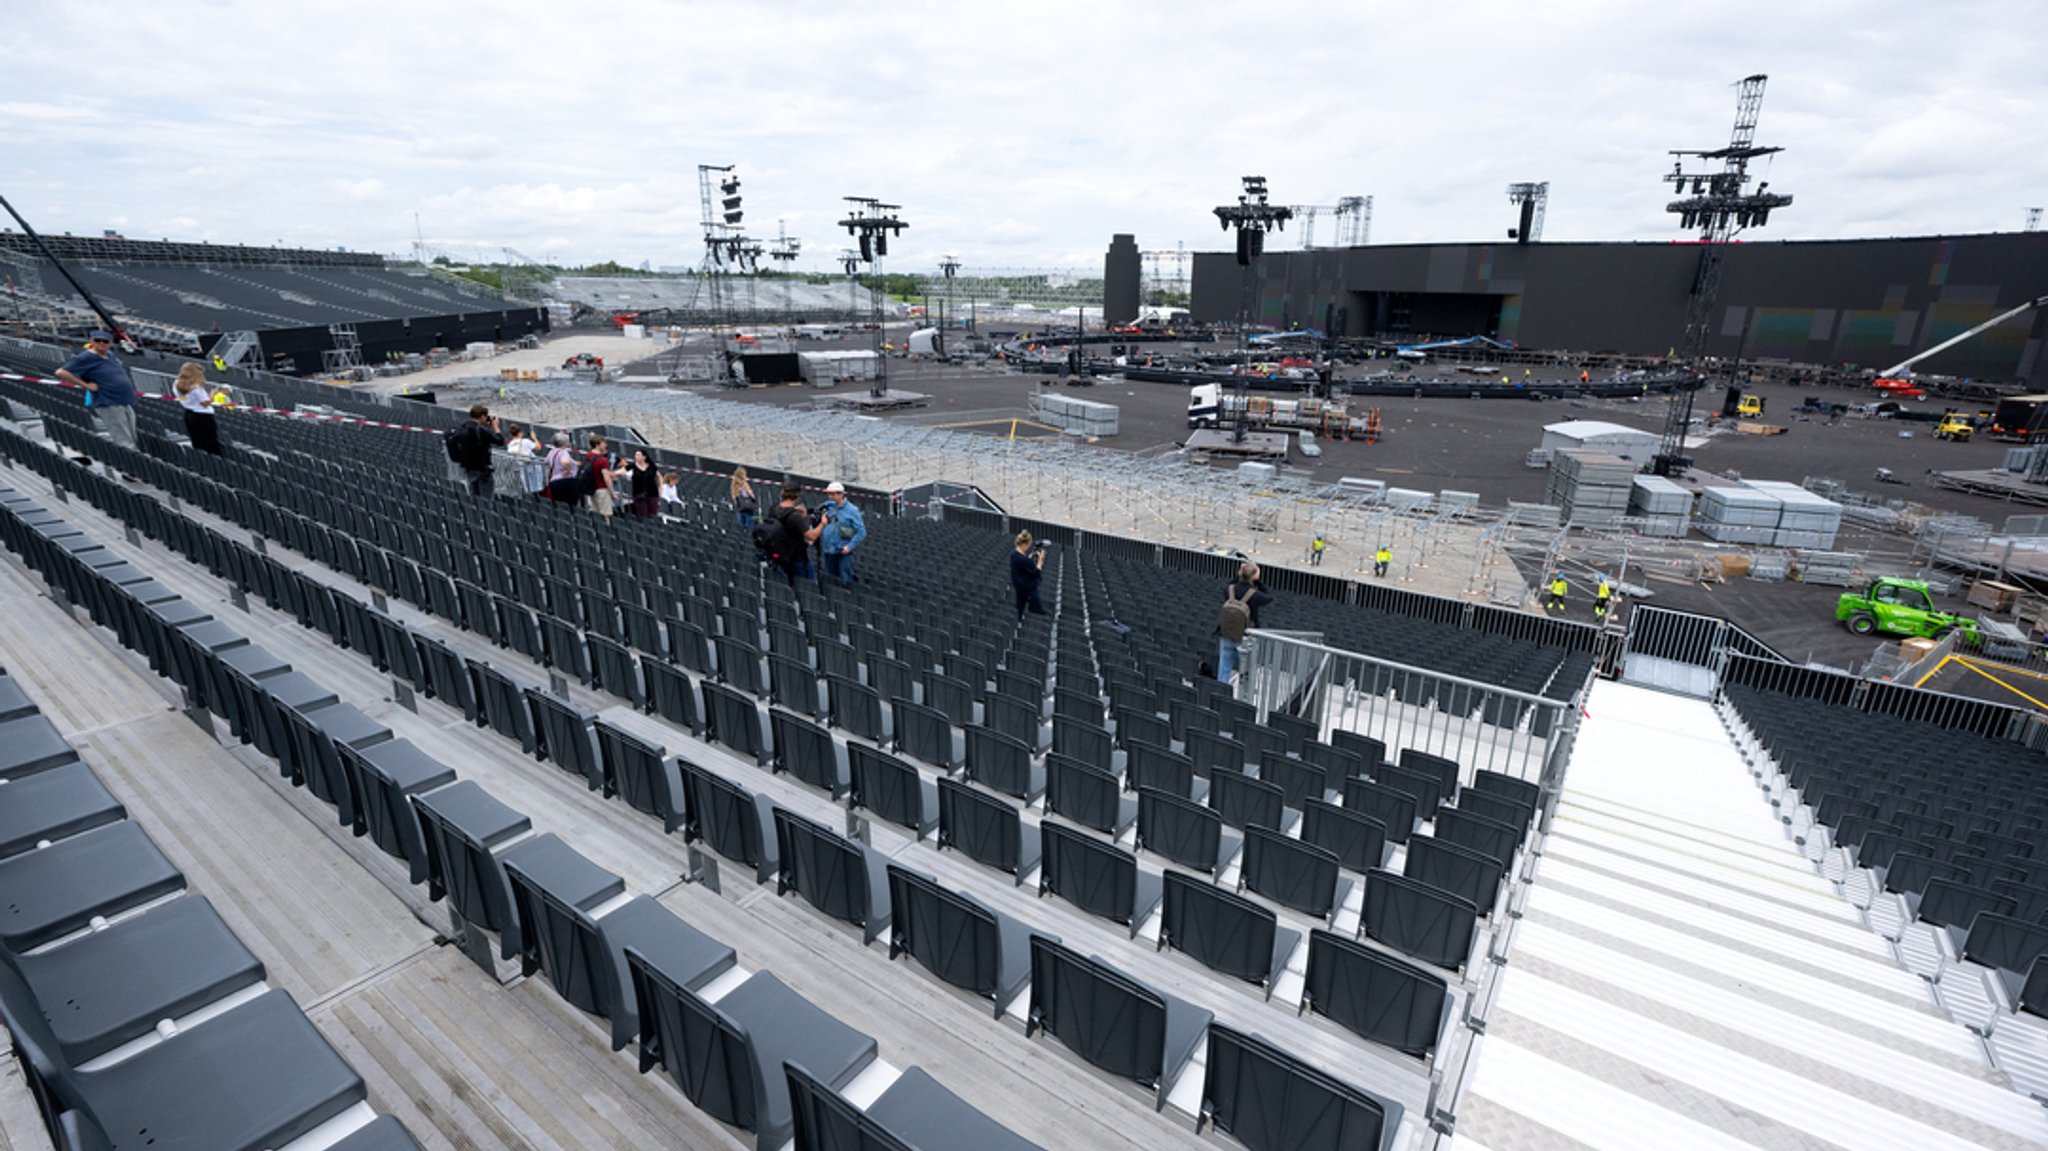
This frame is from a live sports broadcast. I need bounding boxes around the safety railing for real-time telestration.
[1614,602,1787,696]
[1239,630,1588,789]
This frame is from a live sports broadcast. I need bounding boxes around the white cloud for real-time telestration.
[5,0,2045,269]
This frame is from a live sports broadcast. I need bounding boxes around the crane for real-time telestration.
[1879,295,2048,378]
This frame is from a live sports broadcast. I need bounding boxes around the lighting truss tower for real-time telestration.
[839,197,907,397]
[939,255,960,357]
[1214,176,1292,440]
[1335,196,1372,247]
[2028,208,2043,232]
[1651,74,1795,476]
[770,222,801,318]
[1506,182,1548,244]
[698,164,760,383]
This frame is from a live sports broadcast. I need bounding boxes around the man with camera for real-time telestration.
[447,404,506,497]
[1011,530,1046,620]
[819,481,866,588]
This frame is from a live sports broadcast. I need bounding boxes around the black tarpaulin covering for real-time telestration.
[644,659,701,734]
[1200,1025,1396,1151]
[1129,740,1199,799]
[1453,789,1530,832]
[1242,826,1344,919]
[774,809,890,943]
[2022,957,2048,1016]
[595,721,685,833]
[1045,755,1129,834]
[1211,769,1284,833]
[1332,731,1387,769]
[787,1061,1045,1151]
[474,664,537,753]
[1342,779,1417,844]
[1051,717,1114,772]
[1470,769,1539,816]
[1261,753,1329,811]
[1884,852,1969,899]
[891,698,956,771]
[1373,763,1442,813]
[966,727,1038,801]
[502,835,624,1015]
[1963,914,2048,975]
[826,676,885,743]
[1160,870,1290,993]
[848,744,932,836]
[1039,820,1141,929]
[1137,787,1226,873]
[1302,928,1448,1059]
[886,864,1003,998]
[1028,936,1188,1103]
[1186,729,1247,777]
[1403,835,1504,914]
[1432,807,1519,872]
[1117,708,1172,753]
[1363,869,1479,972]
[1398,749,1461,804]
[1916,880,2016,932]
[702,680,765,765]
[1301,800,1388,874]
[772,710,846,798]
[937,777,1028,878]
[684,763,777,883]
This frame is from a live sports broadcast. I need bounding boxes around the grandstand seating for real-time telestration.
[1720,683,2048,1105]
[0,366,1599,1146]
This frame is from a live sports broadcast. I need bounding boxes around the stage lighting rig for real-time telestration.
[1213,175,1292,266]
[837,196,909,396]
[1651,74,1795,476]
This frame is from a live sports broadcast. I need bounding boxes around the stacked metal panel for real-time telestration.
[1746,479,1842,549]
[1031,394,1120,437]
[1547,450,1634,527]
[1627,476,1692,538]
[1697,486,1782,544]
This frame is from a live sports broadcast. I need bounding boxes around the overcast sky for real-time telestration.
[7,1,2044,274]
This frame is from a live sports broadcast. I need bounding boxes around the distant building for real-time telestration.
[1192,233,2048,384]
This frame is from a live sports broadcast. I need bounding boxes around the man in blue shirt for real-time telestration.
[55,331,139,450]
[819,481,866,587]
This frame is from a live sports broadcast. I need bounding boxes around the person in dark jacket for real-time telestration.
[1215,561,1273,684]
[1010,529,1045,620]
[451,404,506,496]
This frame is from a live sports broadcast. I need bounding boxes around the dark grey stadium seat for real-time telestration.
[1136,786,1241,876]
[339,738,456,883]
[774,808,892,944]
[629,964,878,1151]
[847,743,938,839]
[786,1062,1043,1151]
[1159,870,1298,1000]
[885,864,1045,1017]
[0,762,125,860]
[596,897,737,1052]
[2,895,263,1065]
[0,821,185,952]
[325,1116,426,1151]
[1026,935,1212,1111]
[1301,928,1451,1059]
[0,713,80,780]
[413,781,533,961]
[1199,1023,1402,1151]
[1038,820,1162,938]
[681,761,780,884]
[936,777,1038,885]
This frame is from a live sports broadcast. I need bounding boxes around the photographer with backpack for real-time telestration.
[445,404,506,496]
[1215,561,1272,686]
[754,484,826,586]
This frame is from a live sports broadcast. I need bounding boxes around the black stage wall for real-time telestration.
[1191,232,2048,384]
[203,307,552,375]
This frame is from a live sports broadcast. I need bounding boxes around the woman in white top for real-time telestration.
[505,425,544,495]
[173,363,224,455]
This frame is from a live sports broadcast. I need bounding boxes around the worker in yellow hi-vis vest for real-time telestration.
[1374,544,1392,578]
[1547,573,1568,612]
[1595,577,1614,619]
[1310,532,1326,566]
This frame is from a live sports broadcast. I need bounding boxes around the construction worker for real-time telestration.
[1594,577,1614,619]
[1310,532,1326,566]
[1374,544,1392,578]
[1547,573,1568,612]
[1579,369,1590,385]
[211,353,228,372]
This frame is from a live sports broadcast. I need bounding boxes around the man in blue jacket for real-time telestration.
[819,481,866,587]
[55,331,139,450]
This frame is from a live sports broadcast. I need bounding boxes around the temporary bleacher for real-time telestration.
[0,368,1599,1149]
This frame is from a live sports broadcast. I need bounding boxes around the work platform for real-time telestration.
[817,388,932,412]
[1185,428,1290,462]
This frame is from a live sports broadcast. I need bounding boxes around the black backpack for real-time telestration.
[443,424,468,464]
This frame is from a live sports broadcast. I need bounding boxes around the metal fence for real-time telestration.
[1615,603,1785,696]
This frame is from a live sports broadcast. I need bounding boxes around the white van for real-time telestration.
[1297,429,1323,458]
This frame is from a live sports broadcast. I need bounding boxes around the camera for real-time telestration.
[1032,541,1048,554]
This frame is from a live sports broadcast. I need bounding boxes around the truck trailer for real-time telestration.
[1988,394,2048,443]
